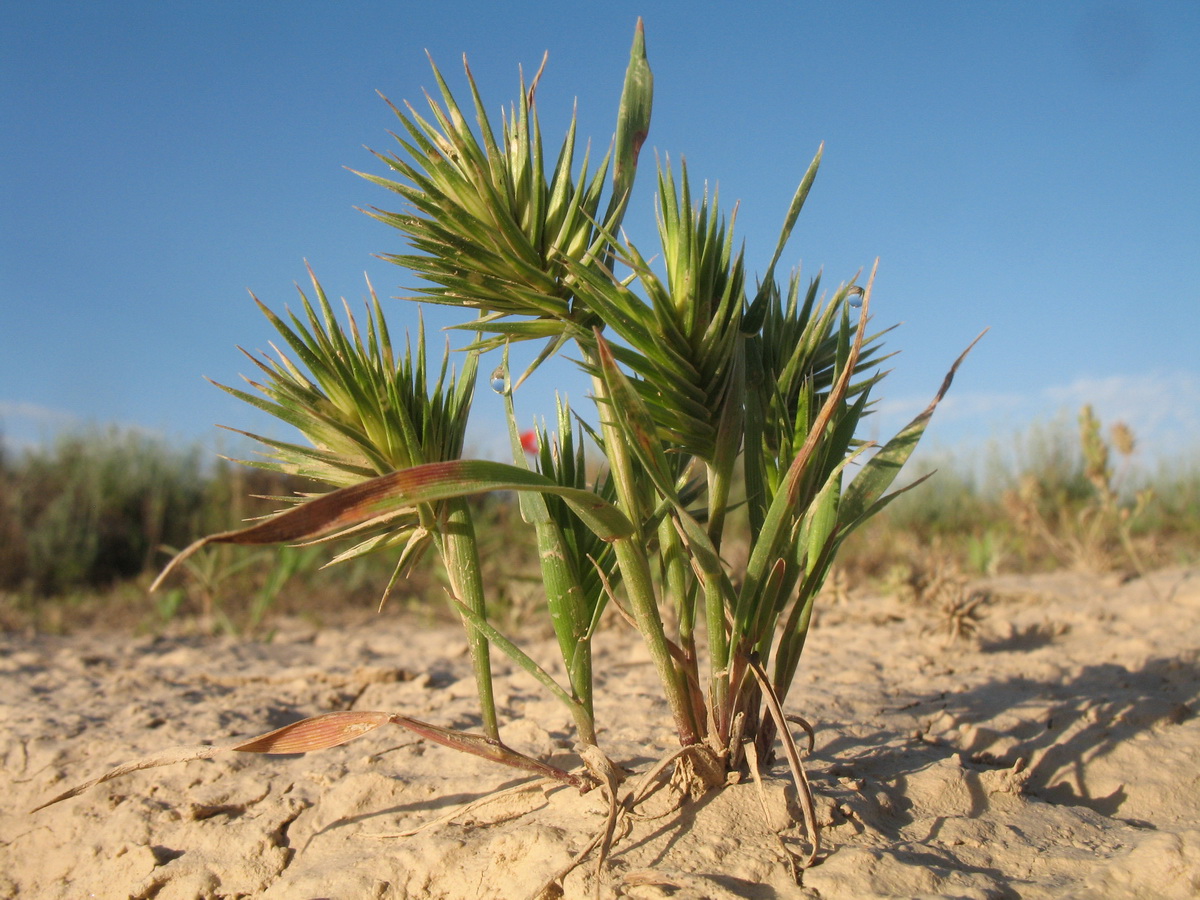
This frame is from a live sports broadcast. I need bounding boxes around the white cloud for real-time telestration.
[1042,372,1200,445]
[0,401,82,450]
[872,389,1028,424]
[0,402,172,452]
[0,401,79,426]
[873,371,1200,464]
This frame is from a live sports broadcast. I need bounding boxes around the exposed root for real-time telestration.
[532,738,752,898]
[627,743,721,815]
[533,744,625,900]
[352,730,818,898]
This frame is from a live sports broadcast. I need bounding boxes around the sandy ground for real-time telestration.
[3,566,1199,899]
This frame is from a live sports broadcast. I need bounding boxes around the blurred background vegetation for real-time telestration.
[2,408,1196,636]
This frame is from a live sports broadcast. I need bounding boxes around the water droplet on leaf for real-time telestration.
[490,366,508,394]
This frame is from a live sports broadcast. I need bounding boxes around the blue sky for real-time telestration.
[3,1,1198,470]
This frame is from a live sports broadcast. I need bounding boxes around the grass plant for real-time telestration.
[1002,405,1154,576]
[0,428,210,596]
[36,21,982,882]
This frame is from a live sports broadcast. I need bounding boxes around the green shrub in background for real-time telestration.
[3,413,1194,627]
[0,429,209,595]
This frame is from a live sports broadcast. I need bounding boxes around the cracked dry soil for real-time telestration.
[3,567,1199,899]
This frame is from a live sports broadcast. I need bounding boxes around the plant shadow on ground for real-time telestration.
[301,775,546,841]
[951,655,1197,815]
[814,652,1199,832]
[978,624,1062,653]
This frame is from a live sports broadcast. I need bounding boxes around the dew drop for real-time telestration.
[849,293,863,309]
[490,365,508,394]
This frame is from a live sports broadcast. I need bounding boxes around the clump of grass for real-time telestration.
[881,549,991,646]
[35,21,980,883]
[1002,404,1153,576]
[0,427,538,634]
[1143,456,1200,558]
[836,406,1200,589]
[0,428,210,596]
[933,589,990,645]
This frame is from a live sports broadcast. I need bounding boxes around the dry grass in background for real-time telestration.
[2,407,1195,637]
